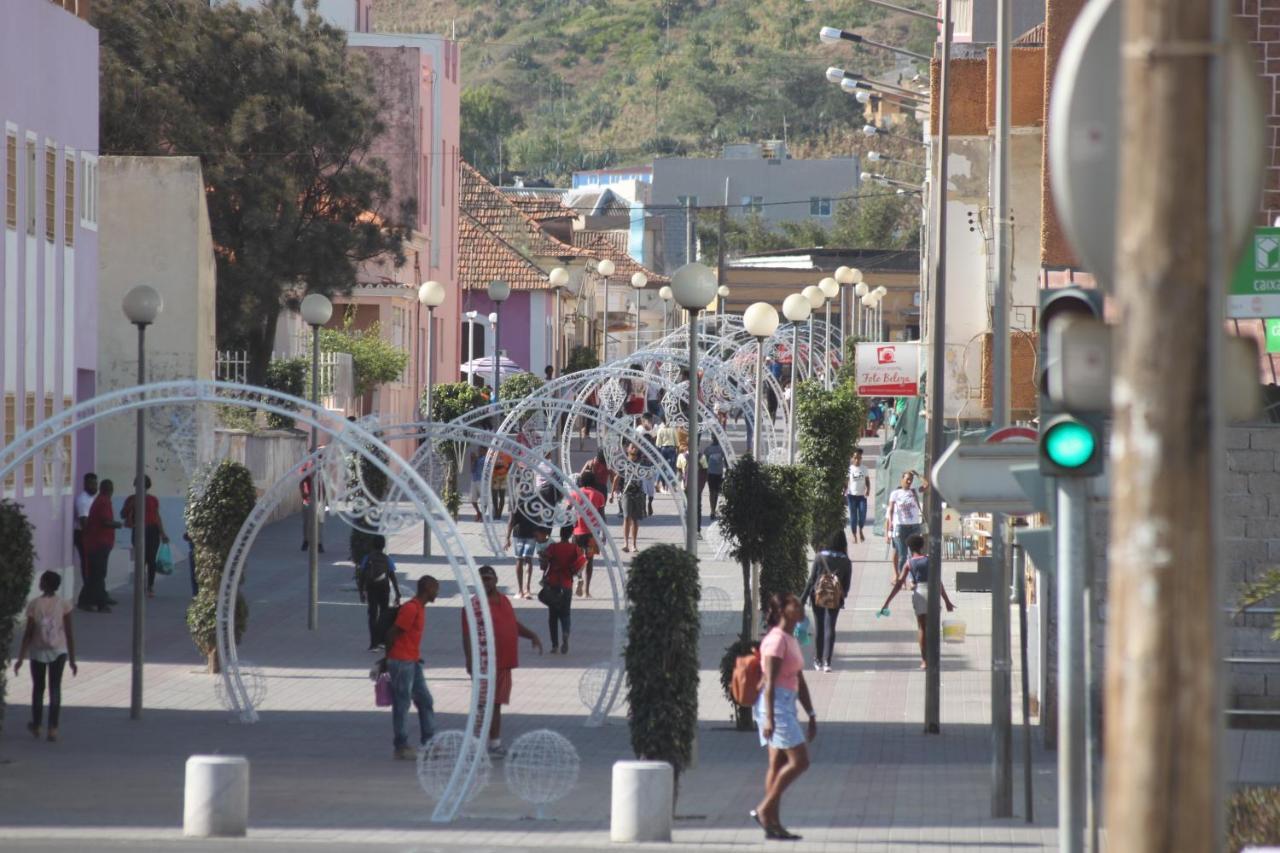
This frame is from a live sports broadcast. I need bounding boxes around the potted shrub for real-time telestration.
[0,501,35,737]
[185,460,257,672]
[625,544,700,795]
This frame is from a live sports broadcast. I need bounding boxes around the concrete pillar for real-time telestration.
[183,755,249,838]
[610,760,673,843]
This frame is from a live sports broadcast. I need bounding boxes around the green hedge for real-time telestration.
[0,501,36,739]
[796,379,865,546]
[185,460,257,671]
[263,357,309,429]
[625,544,700,782]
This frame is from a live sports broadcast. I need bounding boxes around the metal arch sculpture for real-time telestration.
[374,420,630,725]
[0,380,491,825]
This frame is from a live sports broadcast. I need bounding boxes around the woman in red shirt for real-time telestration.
[121,475,169,598]
[540,527,585,653]
[571,472,607,598]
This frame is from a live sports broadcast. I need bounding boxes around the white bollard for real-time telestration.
[183,755,249,838]
[610,760,673,843]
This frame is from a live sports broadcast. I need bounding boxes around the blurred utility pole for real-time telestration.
[1105,0,1218,846]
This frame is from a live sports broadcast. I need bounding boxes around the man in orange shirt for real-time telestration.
[462,565,542,758]
[384,575,439,759]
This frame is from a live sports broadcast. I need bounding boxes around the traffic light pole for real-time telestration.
[1056,477,1087,853]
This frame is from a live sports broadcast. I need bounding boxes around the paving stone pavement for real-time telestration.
[1,437,1061,850]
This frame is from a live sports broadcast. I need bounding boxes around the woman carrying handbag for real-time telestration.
[539,527,585,654]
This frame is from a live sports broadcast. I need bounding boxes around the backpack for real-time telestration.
[730,646,764,707]
[362,552,392,588]
[705,447,726,476]
[814,563,843,610]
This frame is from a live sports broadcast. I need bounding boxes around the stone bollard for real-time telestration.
[183,755,249,838]
[610,760,673,843]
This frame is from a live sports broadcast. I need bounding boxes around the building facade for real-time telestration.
[1,0,99,592]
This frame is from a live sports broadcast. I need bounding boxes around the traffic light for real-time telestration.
[1037,287,1106,477]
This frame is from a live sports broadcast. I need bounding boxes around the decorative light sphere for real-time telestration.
[548,266,570,289]
[504,730,580,810]
[418,280,446,307]
[858,90,874,104]
[743,302,780,338]
[659,285,674,301]
[854,282,870,297]
[862,124,880,137]
[851,268,864,284]
[465,309,478,320]
[819,277,839,299]
[670,262,718,310]
[417,731,491,804]
[825,66,845,83]
[579,661,623,715]
[834,265,855,284]
[630,271,648,289]
[782,293,812,322]
[862,294,876,307]
[122,285,164,325]
[819,26,843,43]
[867,151,883,162]
[717,285,730,298]
[802,285,825,310]
[860,171,874,183]
[597,258,616,277]
[874,285,889,297]
[487,279,511,303]
[488,311,498,324]
[839,78,859,95]
[298,292,332,327]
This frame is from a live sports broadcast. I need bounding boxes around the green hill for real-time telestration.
[372,0,935,183]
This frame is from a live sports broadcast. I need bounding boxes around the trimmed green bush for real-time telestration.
[263,356,309,429]
[422,381,487,519]
[186,460,257,672]
[625,544,700,785]
[0,501,36,739]
[564,345,599,374]
[796,379,865,546]
[499,372,544,401]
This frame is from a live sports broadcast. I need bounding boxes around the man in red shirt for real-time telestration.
[384,575,439,759]
[77,479,122,613]
[462,565,542,758]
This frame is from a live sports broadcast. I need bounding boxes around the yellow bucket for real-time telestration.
[942,619,967,644]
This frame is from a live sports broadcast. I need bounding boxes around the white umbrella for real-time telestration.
[460,355,525,384]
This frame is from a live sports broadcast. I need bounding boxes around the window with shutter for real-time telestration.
[64,158,74,246]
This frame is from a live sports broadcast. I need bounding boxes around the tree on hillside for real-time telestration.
[461,86,525,182]
[96,0,407,384]
[831,192,922,251]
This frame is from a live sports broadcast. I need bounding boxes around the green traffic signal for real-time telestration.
[1042,418,1097,469]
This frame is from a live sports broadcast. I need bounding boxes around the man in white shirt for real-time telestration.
[885,470,924,575]
[73,473,97,585]
[844,449,871,543]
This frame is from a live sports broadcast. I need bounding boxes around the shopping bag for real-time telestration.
[155,542,175,576]
[374,672,393,707]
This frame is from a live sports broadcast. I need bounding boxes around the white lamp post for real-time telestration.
[835,265,858,350]
[417,281,445,557]
[862,293,878,341]
[465,310,478,377]
[659,285,674,338]
[671,262,717,554]
[781,293,811,464]
[874,285,888,340]
[298,292,332,632]
[549,267,569,375]
[855,282,870,338]
[630,271,647,354]
[596,259,615,362]
[121,284,163,719]
[802,285,824,380]
[743,300,780,641]
[717,284,730,322]
[819,276,839,389]
[487,280,510,401]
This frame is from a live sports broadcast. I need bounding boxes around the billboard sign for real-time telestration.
[855,342,920,397]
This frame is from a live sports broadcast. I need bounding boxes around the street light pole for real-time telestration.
[597,259,615,363]
[631,272,648,355]
[671,263,718,555]
[819,277,839,389]
[549,267,569,375]
[418,281,445,558]
[782,294,810,464]
[488,280,510,403]
[299,293,332,632]
[122,285,162,720]
[743,301,779,641]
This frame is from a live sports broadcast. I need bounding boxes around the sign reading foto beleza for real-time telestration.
[855,342,920,397]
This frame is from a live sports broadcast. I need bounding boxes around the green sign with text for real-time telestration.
[1231,227,1280,318]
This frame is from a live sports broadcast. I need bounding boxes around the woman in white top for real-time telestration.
[15,571,78,741]
[885,470,925,576]
[844,448,871,543]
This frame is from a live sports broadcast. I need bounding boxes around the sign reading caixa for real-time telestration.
[1230,227,1280,319]
[855,342,920,397]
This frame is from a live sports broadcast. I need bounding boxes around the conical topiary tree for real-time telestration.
[625,544,700,794]
[185,460,257,672]
[0,501,36,739]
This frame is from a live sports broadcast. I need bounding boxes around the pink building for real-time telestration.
[334,30,460,436]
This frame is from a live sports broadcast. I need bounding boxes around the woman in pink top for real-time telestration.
[751,592,817,841]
